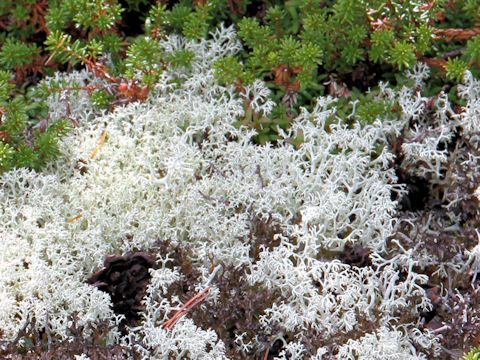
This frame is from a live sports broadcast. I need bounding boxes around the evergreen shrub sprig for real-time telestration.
[463,346,480,360]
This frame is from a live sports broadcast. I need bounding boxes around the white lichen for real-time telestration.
[0,25,466,359]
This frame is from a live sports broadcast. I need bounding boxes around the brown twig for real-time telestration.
[67,214,83,223]
[45,312,52,353]
[161,286,212,330]
[263,346,270,360]
[441,47,466,59]
[255,164,265,189]
[7,319,31,353]
[90,130,107,159]
[433,27,480,41]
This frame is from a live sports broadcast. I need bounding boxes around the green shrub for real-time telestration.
[1,0,480,171]
[463,346,480,360]
[0,70,71,172]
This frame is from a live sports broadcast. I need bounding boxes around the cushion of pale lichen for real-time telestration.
[0,25,447,359]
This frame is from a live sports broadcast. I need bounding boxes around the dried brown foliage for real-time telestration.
[393,131,480,357]
[148,215,289,359]
[88,251,157,335]
[0,314,138,360]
